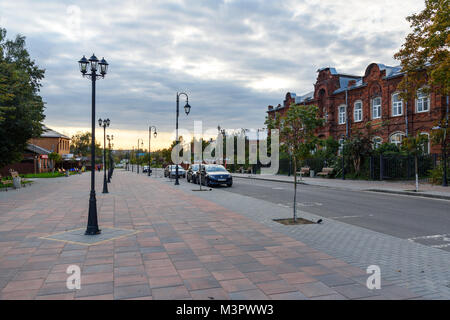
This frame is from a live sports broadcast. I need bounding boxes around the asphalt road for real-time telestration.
[218,177,450,251]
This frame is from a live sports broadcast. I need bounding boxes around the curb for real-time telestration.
[365,189,450,201]
[232,175,450,200]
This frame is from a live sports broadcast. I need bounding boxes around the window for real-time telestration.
[420,132,430,154]
[373,137,382,149]
[372,97,381,119]
[416,89,430,113]
[338,105,346,124]
[354,101,362,122]
[392,93,403,116]
[338,138,345,155]
[389,132,405,147]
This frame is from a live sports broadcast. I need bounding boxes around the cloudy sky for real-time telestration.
[0,0,424,149]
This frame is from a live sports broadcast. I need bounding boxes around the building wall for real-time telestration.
[29,137,71,155]
[267,63,446,154]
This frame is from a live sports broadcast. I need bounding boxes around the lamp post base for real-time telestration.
[85,191,101,235]
[102,178,109,193]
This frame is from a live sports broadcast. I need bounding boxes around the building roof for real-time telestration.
[26,143,51,155]
[41,126,71,139]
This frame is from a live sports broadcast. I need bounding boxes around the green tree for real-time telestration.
[266,104,324,222]
[48,152,62,172]
[0,28,45,167]
[343,122,383,175]
[402,133,429,191]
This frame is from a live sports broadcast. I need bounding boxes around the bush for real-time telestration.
[428,165,450,185]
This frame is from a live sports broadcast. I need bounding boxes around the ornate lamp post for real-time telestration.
[78,54,108,235]
[98,118,110,193]
[217,125,226,167]
[175,92,191,185]
[137,139,141,174]
[148,126,157,176]
[107,134,114,182]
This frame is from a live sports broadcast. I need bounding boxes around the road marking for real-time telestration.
[329,215,365,219]
[272,187,284,190]
[277,203,290,208]
[296,202,323,207]
[408,234,450,241]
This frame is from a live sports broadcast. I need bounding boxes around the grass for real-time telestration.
[0,180,33,189]
[20,172,66,178]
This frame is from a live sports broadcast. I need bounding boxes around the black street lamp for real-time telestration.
[78,53,108,235]
[107,134,113,182]
[341,134,346,180]
[148,126,157,176]
[175,92,191,185]
[99,118,110,193]
[218,125,226,166]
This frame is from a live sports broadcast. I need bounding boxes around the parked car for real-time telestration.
[187,164,201,183]
[199,164,232,187]
[143,165,152,174]
[164,165,186,178]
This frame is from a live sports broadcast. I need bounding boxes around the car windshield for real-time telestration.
[205,166,227,172]
[170,165,184,170]
[191,165,199,170]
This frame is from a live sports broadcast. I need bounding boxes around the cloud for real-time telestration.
[0,0,425,149]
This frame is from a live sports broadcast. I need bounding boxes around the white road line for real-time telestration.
[329,215,365,219]
[408,234,450,241]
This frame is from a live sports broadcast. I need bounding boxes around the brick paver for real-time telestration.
[0,171,421,299]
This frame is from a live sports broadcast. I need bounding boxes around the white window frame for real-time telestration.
[372,97,382,119]
[420,132,430,154]
[389,132,405,147]
[372,136,382,149]
[392,92,403,117]
[353,100,363,122]
[338,105,346,125]
[416,89,430,113]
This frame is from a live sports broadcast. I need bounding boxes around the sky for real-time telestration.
[0,0,425,150]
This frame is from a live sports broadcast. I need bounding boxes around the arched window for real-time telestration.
[354,101,362,122]
[392,93,403,116]
[372,97,381,119]
[420,132,430,154]
[338,105,346,124]
[389,132,405,147]
[416,89,430,113]
[373,136,382,149]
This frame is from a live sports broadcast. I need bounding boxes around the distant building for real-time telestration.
[0,126,72,175]
[29,125,71,155]
[267,63,448,154]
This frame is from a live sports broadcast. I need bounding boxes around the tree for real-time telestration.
[0,28,45,168]
[394,0,449,99]
[70,131,103,161]
[266,104,324,222]
[343,122,384,175]
[48,152,62,172]
[401,133,429,191]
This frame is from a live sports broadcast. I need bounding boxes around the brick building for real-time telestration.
[29,125,71,155]
[267,63,448,154]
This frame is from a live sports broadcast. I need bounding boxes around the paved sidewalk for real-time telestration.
[232,173,450,200]
[0,171,421,300]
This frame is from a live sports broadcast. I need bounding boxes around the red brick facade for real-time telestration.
[267,63,448,153]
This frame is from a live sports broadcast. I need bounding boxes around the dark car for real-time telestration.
[187,164,201,183]
[143,165,152,174]
[199,164,232,187]
[164,165,186,178]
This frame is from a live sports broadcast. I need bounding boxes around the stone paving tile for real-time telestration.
[114,284,151,300]
[0,171,425,300]
[189,287,230,300]
[228,289,269,300]
[295,282,340,298]
[152,285,191,300]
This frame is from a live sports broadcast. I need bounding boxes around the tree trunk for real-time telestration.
[293,155,297,222]
[415,155,419,192]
